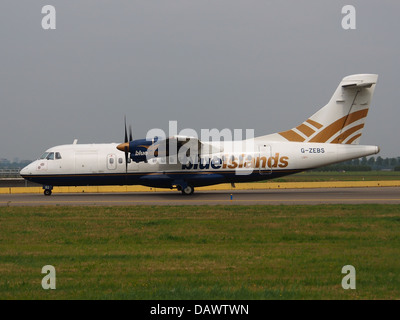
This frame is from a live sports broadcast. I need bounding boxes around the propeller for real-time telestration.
[117,116,133,172]
[124,116,128,145]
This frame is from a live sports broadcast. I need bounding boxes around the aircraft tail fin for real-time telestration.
[276,74,378,145]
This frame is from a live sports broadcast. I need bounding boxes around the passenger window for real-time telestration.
[55,152,62,160]
[109,158,114,164]
[46,152,54,160]
[118,158,123,164]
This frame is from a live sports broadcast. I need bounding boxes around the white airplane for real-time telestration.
[20,74,380,196]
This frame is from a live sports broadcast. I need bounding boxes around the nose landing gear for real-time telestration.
[43,185,53,196]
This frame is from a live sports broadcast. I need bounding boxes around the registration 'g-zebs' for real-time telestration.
[20,74,380,195]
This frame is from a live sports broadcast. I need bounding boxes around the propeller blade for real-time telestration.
[124,116,128,143]
[129,125,133,142]
[124,145,128,173]
[124,116,129,173]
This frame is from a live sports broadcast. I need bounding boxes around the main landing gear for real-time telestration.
[176,183,195,195]
[181,185,194,196]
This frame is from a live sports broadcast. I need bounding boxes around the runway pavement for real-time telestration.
[0,187,399,206]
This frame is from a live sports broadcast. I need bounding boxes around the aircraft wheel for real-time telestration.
[44,189,52,196]
[181,185,194,195]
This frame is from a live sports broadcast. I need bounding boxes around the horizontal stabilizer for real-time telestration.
[341,74,377,89]
[342,82,375,89]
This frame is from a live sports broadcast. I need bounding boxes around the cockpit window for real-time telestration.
[40,152,49,159]
[39,152,60,160]
[46,152,55,160]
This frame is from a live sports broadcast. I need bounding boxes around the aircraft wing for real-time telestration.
[148,135,222,157]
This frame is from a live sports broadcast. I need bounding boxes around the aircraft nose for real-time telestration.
[19,166,28,176]
[20,164,32,176]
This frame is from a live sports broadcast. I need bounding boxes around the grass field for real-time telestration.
[0,205,399,299]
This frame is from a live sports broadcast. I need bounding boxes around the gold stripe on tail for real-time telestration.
[279,130,305,142]
[330,124,364,144]
[346,133,362,144]
[309,109,368,143]
[305,119,323,129]
[296,124,315,137]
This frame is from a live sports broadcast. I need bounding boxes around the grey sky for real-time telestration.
[1,0,399,160]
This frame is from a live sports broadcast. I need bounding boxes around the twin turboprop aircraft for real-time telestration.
[20,74,380,195]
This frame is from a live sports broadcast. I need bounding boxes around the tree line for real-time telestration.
[313,156,400,172]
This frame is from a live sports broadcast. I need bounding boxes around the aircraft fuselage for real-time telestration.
[20,141,379,189]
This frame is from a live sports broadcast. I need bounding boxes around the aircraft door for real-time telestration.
[258,145,272,175]
[107,154,117,170]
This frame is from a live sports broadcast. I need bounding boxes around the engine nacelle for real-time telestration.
[129,137,161,163]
